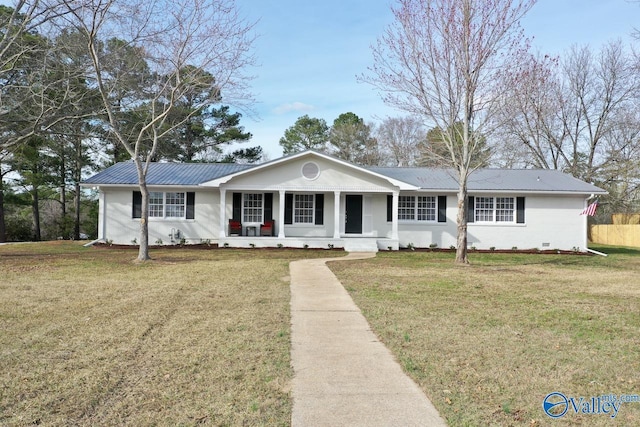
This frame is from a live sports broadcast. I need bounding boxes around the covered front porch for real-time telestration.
[216,189,401,248]
[199,151,421,250]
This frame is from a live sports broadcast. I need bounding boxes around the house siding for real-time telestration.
[395,194,586,250]
[101,188,219,244]
[466,194,586,250]
[219,156,396,191]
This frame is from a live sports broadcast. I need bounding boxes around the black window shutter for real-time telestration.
[232,192,242,221]
[264,193,273,221]
[315,194,324,225]
[133,191,142,218]
[284,193,293,224]
[438,195,447,223]
[467,196,475,223]
[186,192,195,219]
[516,197,525,224]
[387,195,392,222]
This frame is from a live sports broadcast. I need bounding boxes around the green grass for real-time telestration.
[0,241,342,426]
[329,246,640,426]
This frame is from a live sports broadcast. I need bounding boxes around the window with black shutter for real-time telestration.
[132,191,142,218]
[186,192,195,219]
[516,197,525,224]
[314,194,324,225]
[438,195,447,223]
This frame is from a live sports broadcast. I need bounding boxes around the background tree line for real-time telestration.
[0,1,258,248]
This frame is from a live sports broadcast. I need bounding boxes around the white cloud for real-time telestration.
[272,102,315,115]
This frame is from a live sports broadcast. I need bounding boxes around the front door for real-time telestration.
[345,195,363,234]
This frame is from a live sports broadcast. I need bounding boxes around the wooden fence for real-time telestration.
[590,224,640,248]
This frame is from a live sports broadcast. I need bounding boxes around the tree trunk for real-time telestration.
[60,183,67,238]
[455,177,469,264]
[137,180,151,261]
[0,180,6,243]
[74,182,81,239]
[32,188,41,241]
[73,140,82,240]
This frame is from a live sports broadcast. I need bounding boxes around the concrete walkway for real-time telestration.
[290,253,447,427]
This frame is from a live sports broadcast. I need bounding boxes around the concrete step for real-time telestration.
[343,238,379,253]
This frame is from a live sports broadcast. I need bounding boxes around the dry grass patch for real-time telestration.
[0,241,343,426]
[329,247,640,426]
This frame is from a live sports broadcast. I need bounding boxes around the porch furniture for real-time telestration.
[246,226,257,236]
[260,219,275,236]
[229,219,242,236]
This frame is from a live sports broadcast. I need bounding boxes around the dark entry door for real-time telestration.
[345,195,363,234]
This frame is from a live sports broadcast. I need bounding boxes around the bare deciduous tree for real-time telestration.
[376,116,425,167]
[499,41,640,180]
[363,0,535,263]
[560,41,640,183]
[62,0,256,261]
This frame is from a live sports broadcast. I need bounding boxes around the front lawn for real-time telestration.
[329,246,640,426]
[0,241,342,426]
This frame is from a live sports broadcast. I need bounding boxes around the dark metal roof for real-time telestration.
[368,167,607,194]
[83,162,255,186]
[84,159,606,195]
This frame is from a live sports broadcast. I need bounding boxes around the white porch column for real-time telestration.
[219,188,227,238]
[333,191,341,239]
[391,191,399,240]
[278,190,286,238]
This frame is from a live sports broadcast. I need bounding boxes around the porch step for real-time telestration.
[343,238,379,253]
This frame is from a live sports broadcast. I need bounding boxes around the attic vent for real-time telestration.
[302,162,320,180]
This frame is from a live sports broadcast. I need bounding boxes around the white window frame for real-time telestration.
[243,193,263,223]
[164,192,186,218]
[293,194,315,224]
[495,197,515,222]
[398,195,437,222]
[148,191,186,219]
[474,196,515,223]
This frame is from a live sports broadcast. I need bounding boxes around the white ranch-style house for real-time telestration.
[83,150,607,252]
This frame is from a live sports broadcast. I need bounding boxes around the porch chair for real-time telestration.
[229,219,242,236]
[260,219,275,236]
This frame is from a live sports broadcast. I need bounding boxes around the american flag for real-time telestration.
[580,201,599,216]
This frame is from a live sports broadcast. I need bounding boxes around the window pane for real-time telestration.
[243,193,263,222]
[417,196,436,221]
[475,197,494,222]
[294,194,314,223]
[398,196,415,220]
[149,192,163,217]
[496,197,514,222]
[165,192,185,218]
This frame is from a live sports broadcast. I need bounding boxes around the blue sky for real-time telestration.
[238,0,640,159]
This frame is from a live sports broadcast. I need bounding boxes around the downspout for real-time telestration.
[583,194,597,253]
[586,247,607,257]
